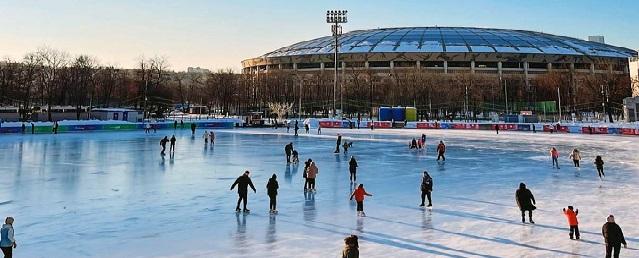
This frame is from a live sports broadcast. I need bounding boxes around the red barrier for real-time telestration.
[543,125,568,133]
[582,127,608,134]
[374,121,392,128]
[416,122,440,129]
[319,121,342,128]
[621,128,639,135]
[453,124,479,129]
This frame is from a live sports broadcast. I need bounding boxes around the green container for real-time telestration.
[35,126,52,133]
[405,107,417,121]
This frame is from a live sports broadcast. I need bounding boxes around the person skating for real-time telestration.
[203,130,209,144]
[420,171,433,207]
[335,134,342,153]
[145,123,151,134]
[317,124,321,134]
[569,149,581,168]
[305,123,309,134]
[515,182,536,223]
[421,134,426,145]
[173,120,177,130]
[306,161,319,192]
[160,136,169,155]
[550,147,560,169]
[436,141,446,161]
[294,120,299,136]
[342,235,359,258]
[303,159,312,190]
[532,124,536,133]
[286,121,290,133]
[230,171,257,212]
[30,122,34,134]
[266,174,279,213]
[410,138,418,149]
[292,149,299,164]
[343,141,353,153]
[190,123,196,135]
[169,135,176,153]
[21,123,25,134]
[562,206,580,240]
[349,156,358,182]
[284,143,293,163]
[495,124,499,134]
[209,131,215,144]
[0,217,16,258]
[602,215,627,258]
[180,120,184,128]
[350,184,372,217]
[595,156,605,179]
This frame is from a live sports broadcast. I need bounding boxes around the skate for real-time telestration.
[243,209,250,213]
[272,210,278,214]
[427,204,432,208]
[360,212,366,217]
[529,220,535,224]
[419,203,425,207]
[235,208,241,213]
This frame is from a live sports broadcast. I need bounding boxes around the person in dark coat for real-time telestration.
[303,159,312,190]
[294,120,299,136]
[169,135,176,153]
[342,235,359,258]
[305,123,309,134]
[173,120,177,129]
[515,182,536,223]
[190,123,196,135]
[595,156,605,179]
[420,171,433,207]
[335,134,342,153]
[436,141,446,161]
[602,215,627,258]
[30,122,34,134]
[266,174,279,213]
[230,171,256,212]
[159,136,169,155]
[348,156,358,182]
[284,143,293,163]
[21,123,25,134]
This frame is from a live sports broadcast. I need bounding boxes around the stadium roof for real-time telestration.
[262,27,638,59]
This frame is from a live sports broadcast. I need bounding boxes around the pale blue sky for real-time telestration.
[1,0,637,71]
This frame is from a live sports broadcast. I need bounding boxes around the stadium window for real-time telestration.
[574,63,590,70]
[474,62,498,68]
[324,62,335,68]
[368,61,391,68]
[447,61,471,68]
[528,62,548,69]
[394,61,416,68]
[551,63,569,69]
[346,62,366,68]
[296,63,321,69]
[281,63,294,70]
[594,63,609,70]
[502,62,522,69]
[422,61,445,68]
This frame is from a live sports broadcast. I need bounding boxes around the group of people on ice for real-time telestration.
[549,147,606,179]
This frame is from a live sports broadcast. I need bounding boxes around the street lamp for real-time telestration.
[326,10,347,118]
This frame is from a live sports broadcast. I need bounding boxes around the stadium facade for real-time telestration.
[243,27,636,77]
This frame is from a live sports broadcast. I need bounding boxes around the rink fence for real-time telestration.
[0,119,240,134]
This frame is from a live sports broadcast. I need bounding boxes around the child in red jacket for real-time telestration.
[350,184,372,217]
[563,206,580,239]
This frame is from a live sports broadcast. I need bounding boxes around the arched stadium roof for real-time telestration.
[262,27,637,58]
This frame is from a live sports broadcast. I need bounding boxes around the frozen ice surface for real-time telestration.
[0,128,638,257]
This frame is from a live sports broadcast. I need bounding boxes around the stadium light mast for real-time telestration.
[326,10,347,118]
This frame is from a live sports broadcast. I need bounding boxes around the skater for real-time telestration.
[350,184,372,217]
[495,124,499,134]
[230,171,256,212]
[160,136,169,155]
[0,217,16,258]
[209,131,215,144]
[562,206,580,240]
[436,141,446,161]
[343,141,353,153]
[317,124,321,134]
[180,120,184,128]
[335,134,342,153]
[569,149,581,167]
[532,124,536,133]
[410,138,418,149]
[21,123,25,134]
[349,156,358,182]
[305,123,309,134]
[342,235,359,258]
[602,215,627,258]
[294,120,299,136]
[292,149,299,164]
[190,123,196,135]
[203,130,209,144]
[284,143,293,163]
[173,120,177,130]
[286,121,290,133]
[370,122,374,130]
[595,156,605,179]
[420,171,433,207]
[421,134,426,144]
[303,159,312,190]
[52,121,59,134]
[169,135,176,153]
[306,161,318,191]
[145,123,151,134]
[266,174,279,213]
[550,147,560,169]
[30,122,34,134]
[515,182,536,223]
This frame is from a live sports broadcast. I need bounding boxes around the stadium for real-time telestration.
[241,27,638,120]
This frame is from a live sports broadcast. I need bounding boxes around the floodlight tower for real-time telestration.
[326,10,347,118]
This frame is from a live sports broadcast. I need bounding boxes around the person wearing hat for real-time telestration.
[266,174,279,213]
[515,182,536,223]
[420,171,433,207]
[602,215,627,258]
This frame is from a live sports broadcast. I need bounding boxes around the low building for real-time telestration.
[631,56,639,96]
[91,108,140,122]
[623,96,639,122]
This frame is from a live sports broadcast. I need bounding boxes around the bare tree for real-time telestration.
[36,47,69,121]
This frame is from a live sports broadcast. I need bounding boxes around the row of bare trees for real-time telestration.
[1,48,632,121]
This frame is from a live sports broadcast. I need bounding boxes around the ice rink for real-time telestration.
[0,128,638,257]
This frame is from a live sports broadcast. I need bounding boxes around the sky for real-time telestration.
[1,0,638,72]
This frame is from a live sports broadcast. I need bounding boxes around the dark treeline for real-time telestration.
[1,47,632,121]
